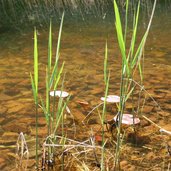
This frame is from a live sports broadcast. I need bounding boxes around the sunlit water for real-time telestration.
[0,4,171,170]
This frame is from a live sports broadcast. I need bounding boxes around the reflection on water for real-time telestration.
[0,5,171,170]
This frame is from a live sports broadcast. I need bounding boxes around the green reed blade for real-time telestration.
[30,73,37,104]
[34,28,38,95]
[53,73,67,134]
[101,42,110,170]
[32,27,39,169]
[131,0,157,69]
[125,85,135,101]
[49,12,65,89]
[55,12,65,64]
[48,20,52,72]
[129,1,140,60]
[104,41,108,84]
[114,0,129,76]
[54,62,65,90]
[138,63,143,81]
[45,67,51,136]
[53,98,67,135]
[131,32,147,68]
[124,0,129,43]
[49,61,58,89]
[101,71,110,171]
[40,97,49,124]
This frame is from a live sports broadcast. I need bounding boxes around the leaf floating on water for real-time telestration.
[95,135,102,142]
[76,100,89,106]
[114,114,140,125]
[50,90,69,98]
[101,95,120,103]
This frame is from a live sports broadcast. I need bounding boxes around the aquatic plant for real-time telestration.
[113,0,157,169]
[30,12,70,169]
[30,27,39,168]
[100,41,110,170]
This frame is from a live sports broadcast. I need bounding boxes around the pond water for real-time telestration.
[0,4,171,170]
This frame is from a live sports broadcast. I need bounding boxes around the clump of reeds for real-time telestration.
[112,0,157,169]
[17,0,169,170]
[30,12,70,169]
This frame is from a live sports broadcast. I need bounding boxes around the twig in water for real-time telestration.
[142,115,171,136]
[82,102,104,124]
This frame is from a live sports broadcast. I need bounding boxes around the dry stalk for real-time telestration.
[16,132,29,170]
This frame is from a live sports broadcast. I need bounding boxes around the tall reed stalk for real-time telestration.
[113,0,157,169]
[101,42,110,170]
[31,12,67,168]
[30,28,39,168]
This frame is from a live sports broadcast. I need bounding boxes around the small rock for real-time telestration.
[0,93,12,101]
[16,159,35,169]
[2,121,30,133]
[28,149,42,159]
[0,157,6,169]
[140,119,150,127]
[158,111,170,117]
[0,126,4,136]
[0,106,7,115]
[164,104,171,111]
[0,117,5,124]
[2,132,19,139]
[20,117,47,127]
[146,151,155,160]
[30,126,48,137]
[6,101,25,114]
[120,160,128,167]
[143,105,154,113]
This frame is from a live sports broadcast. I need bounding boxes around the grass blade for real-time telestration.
[55,12,65,63]
[114,0,129,76]
[54,62,65,90]
[34,28,38,96]
[104,41,108,84]
[129,1,140,60]
[48,20,52,72]
[124,0,129,43]
[30,73,37,103]
[131,32,147,68]
[40,97,49,124]
[131,0,157,69]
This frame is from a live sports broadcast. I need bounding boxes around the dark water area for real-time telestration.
[0,3,171,170]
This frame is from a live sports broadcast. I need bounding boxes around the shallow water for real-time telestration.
[0,5,171,170]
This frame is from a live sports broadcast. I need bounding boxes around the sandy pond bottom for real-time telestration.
[0,11,171,170]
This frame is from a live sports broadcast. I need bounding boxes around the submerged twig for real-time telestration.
[82,102,104,124]
[142,115,171,136]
